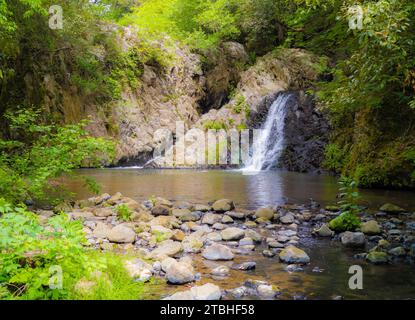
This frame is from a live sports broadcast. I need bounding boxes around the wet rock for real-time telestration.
[239,237,254,246]
[285,264,304,272]
[245,229,262,243]
[107,225,136,243]
[226,211,246,219]
[279,246,310,264]
[257,285,279,299]
[268,240,285,248]
[388,247,406,257]
[131,211,153,223]
[277,235,290,243]
[93,207,114,218]
[124,258,153,282]
[406,221,415,231]
[244,221,257,228]
[149,216,180,229]
[353,253,367,260]
[172,208,191,218]
[227,287,248,298]
[93,222,112,239]
[194,204,211,212]
[151,205,171,216]
[166,261,195,284]
[206,232,222,242]
[312,267,324,273]
[255,207,274,220]
[182,236,204,253]
[280,213,295,224]
[150,240,183,259]
[314,224,334,237]
[202,213,222,225]
[154,197,173,208]
[380,203,406,214]
[212,223,226,230]
[221,227,245,241]
[172,230,185,242]
[165,284,221,300]
[341,232,366,248]
[150,225,173,239]
[325,205,340,212]
[278,230,297,237]
[211,265,230,277]
[366,251,388,264]
[388,229,402,236]
[378,239,391,249]
[262,250,275,257]
[202,243,235,261]
[361,220,381,235]
[233,262,256,271]
[221,215,234,224]
[174,201,194,210]
[161,257,177,272]
[212,199,235,212]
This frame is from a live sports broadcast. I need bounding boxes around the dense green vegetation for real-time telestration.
[0,201,147,300]
[0,0,414,299]
[2,0,414,188]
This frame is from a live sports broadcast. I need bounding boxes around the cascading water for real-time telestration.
[244,93,293,171]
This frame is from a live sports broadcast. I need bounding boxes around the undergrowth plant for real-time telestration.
[328,177,361,232]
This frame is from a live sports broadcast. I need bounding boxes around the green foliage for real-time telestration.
[0,108,115,204]
[0,201,147,300]
[232,94,250,117]
[203,120,228,131]
[329,211,361,232]
[121,0,240,50]
[328,177,361,232]
[116,204,133,222]
[0,204,93,299]
[68,253,146,300]
[323,143,346,173]
[152,231,170,243]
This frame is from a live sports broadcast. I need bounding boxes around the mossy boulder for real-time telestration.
[279,246,310,264]
[255,207,274,220]
[361,220,381,235]
[379,203,406,214]
[212,199,235,212]
[366,251,388,264]
[328,212,361,232]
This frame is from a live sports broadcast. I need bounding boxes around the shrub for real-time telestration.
[0,200,147,300]
[328,177,361,232]
[203,120,228,131]
[0,204,95,299]
[0,108,115,205]
[116,204,133,222]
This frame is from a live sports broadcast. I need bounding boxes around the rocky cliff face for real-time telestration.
[249,91,329,173]
[28,32,328,170]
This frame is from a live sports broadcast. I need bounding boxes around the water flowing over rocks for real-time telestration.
[49,192,415,299]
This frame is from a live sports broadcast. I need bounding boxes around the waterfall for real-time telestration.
[244,93,293,171]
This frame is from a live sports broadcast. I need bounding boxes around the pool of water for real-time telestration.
[66,169,415,211]
[64,169,415,300]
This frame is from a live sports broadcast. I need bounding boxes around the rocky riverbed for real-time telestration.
[41,193,415,300]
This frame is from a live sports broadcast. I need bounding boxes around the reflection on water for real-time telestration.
[66,169,415,211]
